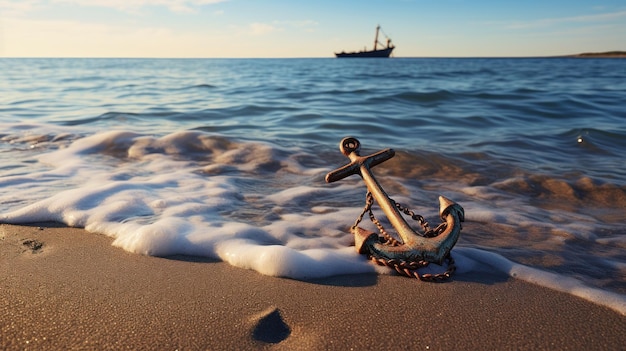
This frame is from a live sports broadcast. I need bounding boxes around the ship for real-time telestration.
[335,25,394,58]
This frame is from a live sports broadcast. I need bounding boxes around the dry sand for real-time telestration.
[2,222,625,350]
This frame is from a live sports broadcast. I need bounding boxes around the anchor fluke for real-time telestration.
[439,195,464,222]
[353,226,379,255]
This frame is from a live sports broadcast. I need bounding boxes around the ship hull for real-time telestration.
[335,47,394,58]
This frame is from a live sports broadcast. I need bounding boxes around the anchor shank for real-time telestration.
[358,164,419,245]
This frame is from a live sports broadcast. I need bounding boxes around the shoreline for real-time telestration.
[2,223,625,350]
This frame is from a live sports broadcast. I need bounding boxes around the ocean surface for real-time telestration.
[1,58,625,313]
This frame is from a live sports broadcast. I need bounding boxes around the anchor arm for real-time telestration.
[359,167,418,242]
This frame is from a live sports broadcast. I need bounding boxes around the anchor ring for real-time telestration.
[340,137,361,156]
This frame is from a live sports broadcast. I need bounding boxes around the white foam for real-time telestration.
[0,131,370,279]
[216,241,374,279]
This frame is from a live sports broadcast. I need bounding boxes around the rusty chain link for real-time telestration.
[370,254,456,282]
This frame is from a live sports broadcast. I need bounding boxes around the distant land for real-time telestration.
[569,51,626,58]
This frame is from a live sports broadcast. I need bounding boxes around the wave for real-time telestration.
[176,83,218,90]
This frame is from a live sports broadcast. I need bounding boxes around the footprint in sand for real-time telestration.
[251,307,291,344]
[22,239,44,253]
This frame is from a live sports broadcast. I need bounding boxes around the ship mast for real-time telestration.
[373,25,380,50]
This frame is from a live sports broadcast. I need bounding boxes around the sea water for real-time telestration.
[1,58,624,314]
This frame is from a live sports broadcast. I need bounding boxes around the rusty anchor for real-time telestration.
[325,137,464,281]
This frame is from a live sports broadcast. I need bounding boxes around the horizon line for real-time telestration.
[2,52,624,60]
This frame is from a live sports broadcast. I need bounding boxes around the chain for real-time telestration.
[352,191,455,281]
[394,201,448,238]
[352,192,400,246]
[354,192,447,240]
[351,192,373,231]
[370,254,456,282]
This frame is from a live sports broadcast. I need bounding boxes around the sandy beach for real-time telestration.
[1,222,624,350]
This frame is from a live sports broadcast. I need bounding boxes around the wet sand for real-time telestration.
[1,222,625,350]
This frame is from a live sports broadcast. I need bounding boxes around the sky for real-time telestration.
[0,0,625,58]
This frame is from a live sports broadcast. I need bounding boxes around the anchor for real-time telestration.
[325,137,464,281]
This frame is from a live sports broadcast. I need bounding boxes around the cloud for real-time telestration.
[248,22,278,36]
[57,0,227,13]
[276,20,318,32]
[279,20,319,28]
[1,16,322,58]
[504,10,626,30]
[1,17,222,57]
[246,20,318,36]
[0,0,227,14]
[0,0,43,14]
